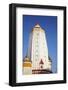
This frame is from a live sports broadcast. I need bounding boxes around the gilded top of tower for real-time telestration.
[32,24,45,32]
[23,56,32,67]
[34,24,40,28]
[24,57,31,62]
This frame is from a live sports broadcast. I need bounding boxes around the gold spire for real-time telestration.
[32,24,44,32]
[34,24,41,28]
[23,56,32,67]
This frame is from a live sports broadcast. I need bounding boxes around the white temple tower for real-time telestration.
[27,24,52,74]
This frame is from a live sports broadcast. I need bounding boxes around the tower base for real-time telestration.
[32,69,52,74]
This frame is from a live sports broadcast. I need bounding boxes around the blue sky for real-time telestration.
[23,15,57,73]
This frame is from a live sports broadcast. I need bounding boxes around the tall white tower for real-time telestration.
[27,24,51,74]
